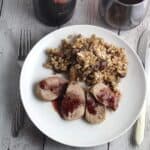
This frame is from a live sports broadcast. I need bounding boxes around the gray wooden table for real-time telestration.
[0,0,150,150]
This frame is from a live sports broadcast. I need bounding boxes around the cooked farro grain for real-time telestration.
[44,34,128,88]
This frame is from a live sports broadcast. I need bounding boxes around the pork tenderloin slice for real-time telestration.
[36,76,68,101]
[61,82,85,120]
[91,83,121,110]
[85,92,105,124]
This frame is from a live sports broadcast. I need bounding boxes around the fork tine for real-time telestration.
[30,30,32,48]
[26,29,29,54]
[18,29,31,60]
[27,29,31,53]
[18,30,23,60]
[23,29,27,58]
[29,30,32,49]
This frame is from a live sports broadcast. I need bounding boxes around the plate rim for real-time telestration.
[20,25,147,147]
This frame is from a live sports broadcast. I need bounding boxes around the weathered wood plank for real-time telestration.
[109,8,150,150]
[0,22,18,150]
[0,0,50,149]
[44,140,108,150]
[10,116,44,150]
[0,21,44,150]
[0,0,149,150]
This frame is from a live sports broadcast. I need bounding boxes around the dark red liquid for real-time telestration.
[86,93,98,115]
[52,100,59,112]
[118,0,143,4]
[33,0,76,26]
[86,100,97,115]
[61,96,81,116]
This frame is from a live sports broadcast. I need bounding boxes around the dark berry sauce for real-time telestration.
[61,96,81,116]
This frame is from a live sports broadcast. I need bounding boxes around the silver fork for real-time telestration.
[12,29,31,137]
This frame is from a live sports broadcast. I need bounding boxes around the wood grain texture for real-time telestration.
[110,7,150,150]
[0,0,149,149]
[44,140,108,150]
[0,0,51,149]
[0,22,44,150]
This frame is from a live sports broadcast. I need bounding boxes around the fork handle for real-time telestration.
[12,100,25,137]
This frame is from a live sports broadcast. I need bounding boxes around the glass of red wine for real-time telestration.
[33,0,76,26]
[99,0,149,30]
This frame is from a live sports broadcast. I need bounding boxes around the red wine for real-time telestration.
[99,0,148,30]
[118,0,143,4]
[33,0,76,26]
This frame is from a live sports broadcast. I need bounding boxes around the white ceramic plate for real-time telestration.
[20,25,146,147]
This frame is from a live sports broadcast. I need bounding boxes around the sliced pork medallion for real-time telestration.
[91,83,121,110]
[36,76,68,101]
[61,82,85,120]
[85,92,106,124]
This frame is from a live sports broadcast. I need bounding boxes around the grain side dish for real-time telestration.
[36,34,128,124]
[44,34,128,89]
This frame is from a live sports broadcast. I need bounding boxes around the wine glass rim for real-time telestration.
[116,0,146,6]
